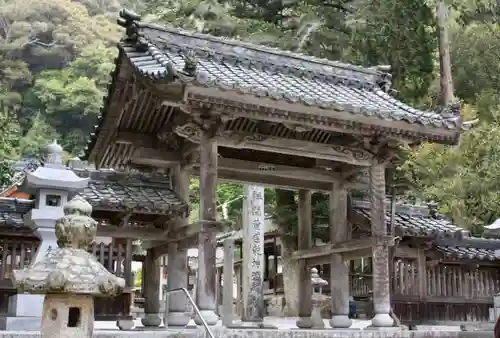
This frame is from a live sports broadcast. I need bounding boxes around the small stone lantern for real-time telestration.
[311,268,328,329]
[12,196,125,338]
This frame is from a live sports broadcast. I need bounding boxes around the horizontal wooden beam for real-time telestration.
[152,236,198,258]
[305,248,375,265]
[97,225,166,241]
[212,169,334,192]
[211,157,339,182]
[150,221,228,258]
[291,236,397,260]
[394,245,419,258]
[175,123,373,166]
[129,147,181,167]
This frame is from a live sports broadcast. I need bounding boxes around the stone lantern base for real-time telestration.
[42,294,94,338]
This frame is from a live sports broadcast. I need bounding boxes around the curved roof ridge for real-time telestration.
[137,21,382,79]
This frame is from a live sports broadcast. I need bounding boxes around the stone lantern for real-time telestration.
[310,268,328,329]
[3,140,89,331]
[12,195,125,338]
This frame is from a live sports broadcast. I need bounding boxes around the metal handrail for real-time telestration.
[164,287,215,338]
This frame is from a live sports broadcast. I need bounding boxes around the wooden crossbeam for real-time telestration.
[291,236,397,260]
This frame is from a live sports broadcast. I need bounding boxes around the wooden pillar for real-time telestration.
[195,129,219,325]
[222,238,235,326]
[216,267,222,313]
[235,263,243,317]
[273,237,279,293]
[417,248,427,298]
[296,190,313,328]
[141,248,161,327]
[369,163,393,327]
[124,239,134,288]
[329,182,353,328]
[242,185,265,323]
[165,166,190,327]
[116,238,135,330]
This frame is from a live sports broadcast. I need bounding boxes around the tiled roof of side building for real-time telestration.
[351,200,468,239]
[433,237,500,261]
[352,200,500,261]
[1,162,188,217]
[0,197,35,228]
[73,169,188,215]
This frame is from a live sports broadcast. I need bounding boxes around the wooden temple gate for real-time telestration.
[76,8,473,329]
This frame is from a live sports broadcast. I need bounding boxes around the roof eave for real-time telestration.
[187,86,461,144]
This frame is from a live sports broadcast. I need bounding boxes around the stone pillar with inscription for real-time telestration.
[242,185,265,324]
[369,163,394,328]
[329,182,353,328]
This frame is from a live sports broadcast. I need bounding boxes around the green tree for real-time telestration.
[134,268,142,288]
[26,43,115,154]
[0,104,21,187]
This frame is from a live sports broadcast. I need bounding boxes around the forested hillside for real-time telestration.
[1,0,500,234]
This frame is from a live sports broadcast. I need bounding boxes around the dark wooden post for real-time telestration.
[116,238,135,330]
[329,182,352,328]
[141,248,161,327]
[369,163,393,327]
[195,128,219,325]
[296,189,313,328]
[165,166,190,327]
[273,237,279,294]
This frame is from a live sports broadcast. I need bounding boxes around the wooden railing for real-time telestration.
[392,259,418,297]
[392,299,492,323]
[0,238,39,286]
[88,241,130,279]
[426,264,500,299]
[350,273,372,298]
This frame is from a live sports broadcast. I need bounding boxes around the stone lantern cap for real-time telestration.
[20,140,89,193]
[311,268,328,288]
[12,195,125,296]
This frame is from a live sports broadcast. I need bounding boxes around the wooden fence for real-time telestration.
[349,258,499,322]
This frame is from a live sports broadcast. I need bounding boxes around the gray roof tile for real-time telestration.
[3,163,188,217]
[122,39,462,130]
[352,200,500,261]
[76,169,188,215]
[434,237,500,261]
[114,8,463,131]
[352,200,466,238]
[0,198,35,228]
[435,246,499,261]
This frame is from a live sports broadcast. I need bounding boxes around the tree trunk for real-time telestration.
[436,0,454,106]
